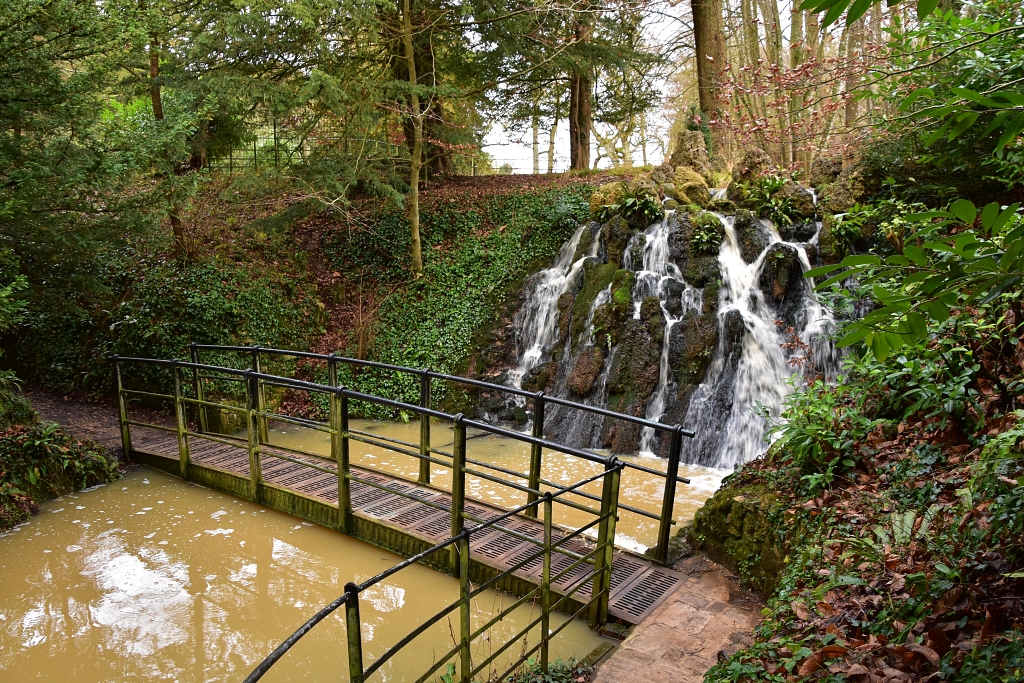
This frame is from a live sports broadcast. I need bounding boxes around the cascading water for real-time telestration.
[507,223,600,392]
[505,193,840,470]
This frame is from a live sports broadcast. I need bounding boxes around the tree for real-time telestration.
[691,0,727,152]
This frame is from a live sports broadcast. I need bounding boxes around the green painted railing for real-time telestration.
[112,350,692,682]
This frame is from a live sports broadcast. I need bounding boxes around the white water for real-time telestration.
[508,203,839,470]
[508,223,600,390]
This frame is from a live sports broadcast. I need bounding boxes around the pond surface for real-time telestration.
[0,468,608,682]
[267,420,729,553]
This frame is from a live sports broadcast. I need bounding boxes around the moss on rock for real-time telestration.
[589,182,624,220]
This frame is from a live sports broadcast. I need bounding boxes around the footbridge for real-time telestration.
[112,345,696,683]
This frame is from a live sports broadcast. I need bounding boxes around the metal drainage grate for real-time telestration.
[471,531,523,561]
[609,566,682,622]
[411,513,453,541]
[364,495,418,519]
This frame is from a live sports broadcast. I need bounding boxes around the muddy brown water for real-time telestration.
[0,468,612,682]
[266,420,729,553]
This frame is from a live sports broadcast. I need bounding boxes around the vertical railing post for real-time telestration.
[526,393,545,518]
[418,369,432,485]
[189,343,208,434]
[334,387,352,533]
[457,531,472,683]
[590,460,620,629]
[655,426,683,565]
[344,583,364,683]
[172,361,190,478]
[113,357,133,460]
[251,346,268,442]
[450,414,467,567]
[244,370,262,501]
[541,493,553,672]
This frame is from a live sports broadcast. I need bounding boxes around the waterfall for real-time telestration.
[505,197,839,470]
[508,223,600,391]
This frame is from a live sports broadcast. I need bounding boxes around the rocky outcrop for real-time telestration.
[759,243,807,327]
[817,157,875,214]
[732,148,773,185]
[668,129,712,180]
[602,296,665,451]
[592,269,634,350]
[673,167,711,208]
[733,210,768,264]
[566,345,605,396]
[772,180,815,219]
[809,154,842,188]
[688,484,787,596]
[601,216,632,267]
[569,260,616,350]
[589,182,624,219]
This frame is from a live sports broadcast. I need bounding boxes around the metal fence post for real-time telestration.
[526,392,545,518]
[450,414,467,567]
[419,369,432,485]
[655,427,683,565]
[113,357,133,460]
[244,370,262,501]
[458,531,472,683]
[334,387,352,533]
[541,493,553,672]
[172,361,190,478]
[344,583,364,683]
[189,343,208,433]
[251,346,268,442]
[590,460,620,629]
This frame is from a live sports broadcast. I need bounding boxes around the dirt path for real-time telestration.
[593,554,763,683]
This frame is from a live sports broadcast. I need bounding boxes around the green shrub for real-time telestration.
[596,183,662,226]
[692,211,723,255]
[0,421,120,530]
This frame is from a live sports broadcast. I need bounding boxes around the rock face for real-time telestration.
[688,484,787,595]
[772,180,815,219]
[817,157,874,214]
[732,148,773,185]
[601,216,632,267]
[809,154,843,188]
[673,166,711,207]
[668,129,711,180]
[602,296,665,451]
[566,345,604,396]
[759,243,807,327]
[733,210,769,264]
[589,182,624,219]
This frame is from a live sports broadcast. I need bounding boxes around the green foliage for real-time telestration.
[762,381,878,494]
[809,199,1024,360]
[692,212,724,255]
[18,235,325,392]
[596,184,662,226]
[0,422,120,530]
[321,186,592,417]
[502,657,592,683]
[746,175,802,227]
[0,372,35,431]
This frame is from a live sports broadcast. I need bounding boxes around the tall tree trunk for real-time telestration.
[844,17,864,130]
[691,0,727,156]
[150,32,185,257]
[401,0,423,277]
[547,111,559,173]
[532,110,540,174]
[569,72,592,171]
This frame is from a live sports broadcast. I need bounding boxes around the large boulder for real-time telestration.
[588,182,624,220]
[521,362,556,393]
[650,162,675,184]
[673,166,711,208]
[808,154,843,188]
[568,260,616,350]
[733,210,769,264]
[771,181,815,219]
[591,269,634,349]
[570,222,600,263]
[668,129,711,179]
[566,345,605,396]
[758,243,807,326]
[600,215,633,267]
[667,211,724,282]
[817,212,842,264]
[732,148,773,185]
[817,157,874,214]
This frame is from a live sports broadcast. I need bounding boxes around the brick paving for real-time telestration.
[592,554,763,683]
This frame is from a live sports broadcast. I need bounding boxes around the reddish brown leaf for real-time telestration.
[905,643,941,668]
[797,645,848,675]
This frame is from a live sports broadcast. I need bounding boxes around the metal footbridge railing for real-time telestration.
[111,346,696,682]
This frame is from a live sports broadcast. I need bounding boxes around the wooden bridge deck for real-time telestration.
[130,427,684,625]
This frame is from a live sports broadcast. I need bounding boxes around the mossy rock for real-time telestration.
[660,183,682,201]
[592,269,635,349]
[589,182,624,220]
[771,180,816,219]
[732,148,773,185]
[521,362,557,393]
[733,209,769,264]
[601,215,634,267]
[668,129,711,179]
[818,212,842,264]
[809,154,842,188]
[668,312,719,385]
[708,198,737,214]
[688,483,787,596]
[603,311,664,452]
[569,260,617,349]
[571,222,599,263]
[663,198,680,211]
[566,345,605,396]
[673,166,711,208]
[691,211,725,256]
[650,162,675,184]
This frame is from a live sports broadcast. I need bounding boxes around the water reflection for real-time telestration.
[0,469,607,682]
